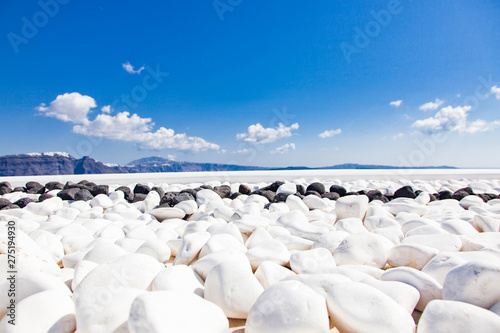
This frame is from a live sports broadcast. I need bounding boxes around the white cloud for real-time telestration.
[318,128,342,138]
[419,98,444,111]
[101,105,112,113]
[271,143,296,154]
[166,154,175,160]
[392,133,404,140]
[232,148,252,154]
[491,85,500,100]
[411,105,500,134]
[37,92,95,124]
[38,93,219,153]
[122,61,145,74]
[236,122,299,144]
[390,100,403,107]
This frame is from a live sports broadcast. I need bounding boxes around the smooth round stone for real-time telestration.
[199,233,246,258]
[440,218,479,235]
[53,207,82,220]
[381,266,443,311]
[277,182,297,195]
[275,233,313,251]
[372,227,404,245]
[364,216,400,231]
[234,215,271,233]
[73,254,164,301]
[245,227,274,250]
[206,223,244,243]
[71,260,99,291]
[387,243,439,270]
[405,225,447,237]
[420,253,467,285]
[191,249,250,281]
[196,189,224,206]
[204,260,264,319]
[460,233,500,251]
[128,290,229,333]
[246,280,330,333]
[76,287,145,333]
[152,265,204,297]
[417,300,500,333]
[325,281,415,333]
[401,218,441,235]
[246,239,291,270]
[473,214,500,232]
[335,195,369,221]
[460,195,485,209]
[213,205,236,221]
[29,229,65,263]
[333,233,389,268]
[312,231,350,254]
[389,202,429,216]
[284,273,351,299]
[268,202,290,214]
[135,238,172,263]
[115,238,146,253]
[360,276,420,313]
[402,234,462,252]
[0,271,71,319]
[174,200,198,215]
[149,207,185,221]
[235,202,260,217]
[82,243,128,264]
[443,259,500,308]
[255,260,296,289]
[0,290,75,333]
[275,211,329,241]
[289,248,336,274]
[303,195,328,210]
[90,194,114,209]
[173,231,210,266]
[245,194,269,209]
[285,194,309,213]
[334,218,368,234]
[124,225,156,241]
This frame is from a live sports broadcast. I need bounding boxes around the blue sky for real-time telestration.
[1,0,500,168]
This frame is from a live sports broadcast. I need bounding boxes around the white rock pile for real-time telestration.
[1,177,500,332]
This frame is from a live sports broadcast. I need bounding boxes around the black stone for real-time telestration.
[0,181,12,190]
[45,181,64,191]
[74,189,94,201]
[430,193,438,202]
[273,193,290,202]
[0,204,19,210]
[252,190,275,202]
[329,185,347,197]
[230,192,241,200]
[306,182,325,195]
[415,190,423,196]
[305,190,322,197]
[25,181,45,194]
[200,185,213,190]
[322,192,340,200]
[133,183,151,194]
[132,193,147,202]
[116,186,134,202]
[38,193,54,202]
[486,193,500,202]
[477,194,489,203]
[357,190,367,195]
[238,184,251,195]
[14,197,35,208]
[437,190,453,200]
[456,187,474,195]
[160,192,176,206]
[64,181,90,191]
[0,186,11,195]
[264,203,272,210]
[12,187,24,192]
[294,193,305,199]
[393,186,416,199]
[452,190,472,201]
[345,191,359,196]
[151,187,165,198]
[171,192,195,206]
[78,180,92,185]
[261,181,284,192]
[180,188,197,197]
[366,190,384,202]
[89,185,109,196]
[214,185,231,198]
[57,188,80,201]
[296,184,306,195]
[0,198,11,209]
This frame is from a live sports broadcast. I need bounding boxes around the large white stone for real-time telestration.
[335,195,369,221]
[360,276,420,313]
[381,266,442,311]
[191,249,250,281]
[311,231,350,254]
[334,218,369,234]
[325,281,415,333]
[276,182,297,195]
[333,233,389,268]
[246,280,330,333]
[196,189,224,206]
[246,239,290,270]
[275,211,329,241]
[285,194,309,213]
[303,195,328,210]
[473,214,500,232]
[387,243,439,270]
[417,300,500,333]
[402,234,462,252]
[173,231,210,265]
[442,259,500,309]
[149,207,185,221]
[82,243,128,264]
[0,290,75,333]
[254,260,296,289]
[128,290,229,333]
[204,260,264,319]
[90,194,114,209]
[289,248,336,274]
[152,265,204,296]
[135,238,172,263]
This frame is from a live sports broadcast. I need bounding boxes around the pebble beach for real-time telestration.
[1,172,500,332]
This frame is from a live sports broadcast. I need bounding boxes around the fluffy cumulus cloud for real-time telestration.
[122,61,145,74]
[318,128,342,138]
[491,85,500,100]
[411,105,500,134]
[38,93,219,153]
[101,105,112,113]
[236,123,299,144]
[392,133,404,140]
[36,92,96,124]
[389,100,403,107]
[271,143,296,154]
[419,98,444,111]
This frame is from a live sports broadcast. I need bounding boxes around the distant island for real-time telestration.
[0,152,457,177]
